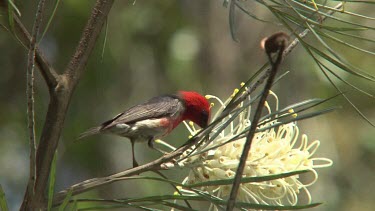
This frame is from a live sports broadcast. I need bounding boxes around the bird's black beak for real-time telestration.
[200,120,208,128]
[199,110,210,128]
[200,115,209,128]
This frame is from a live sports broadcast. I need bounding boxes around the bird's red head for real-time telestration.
[179,91,210,128]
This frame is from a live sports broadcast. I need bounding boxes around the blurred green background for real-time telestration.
[0,1,374,210]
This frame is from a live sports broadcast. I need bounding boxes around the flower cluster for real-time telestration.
[178,85,332,209]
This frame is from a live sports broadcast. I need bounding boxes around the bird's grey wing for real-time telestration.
[101,95,185,130]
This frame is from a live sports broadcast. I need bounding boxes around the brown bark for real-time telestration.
[19,0,114,210]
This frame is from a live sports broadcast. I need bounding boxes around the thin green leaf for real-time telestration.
[310,45,375,81]
[335,0,375,4]
[186,170,310,188]
[48,152,58,211]
[235,1,280,24]
[135,206,163,211]
[292,29,375,126]
[313,1,375,20]
[279,98,324,113]
[258,0,283,7]
[219,201,322,210]
[76,198,163,207]
[0,184,9,211]
[311,54,375,126]
[289,0,375,28]
[6,1,21,37]
[78,204,156,211]
[7,0,21,16]
[272,70,290,85]
[317,30,375,56]
[70,200,78,211]
[229,0,238,42]
[100,18,109,62]
[286,3,375,79]
[274,8,368,31]
[280,93,342,113]
[259,107,338,132]
[88,175,223,209]
[306,22,370,77]
[7,1,14,33]
[228,62,268,107]
[270,8,374,126]
[58,189,73,211]
[315,59,374,99]
[117,195,205,203]
[121,192,221,210]
[40,0,62,42]
[272,8,375,82]
[285,0,373,68]
[115,194,321,210]
[326,30,375,44]
[161,201,197,211]
[188,189,225,210]
[260,98,325,122]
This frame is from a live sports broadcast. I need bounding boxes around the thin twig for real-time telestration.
[226,32,289,211]
[25,0,46,205]
[13,15,59,90]
[53,133,205,205]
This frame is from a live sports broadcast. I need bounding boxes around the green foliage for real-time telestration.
[0,184,9,211]
[1,0,374,210]
[48,152,58,211]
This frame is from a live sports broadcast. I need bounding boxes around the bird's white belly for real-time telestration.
[113,119,171,142]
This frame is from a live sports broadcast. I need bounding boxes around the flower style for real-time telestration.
[178,85,333,209]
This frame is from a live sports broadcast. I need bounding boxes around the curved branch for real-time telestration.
[53,136,201,206]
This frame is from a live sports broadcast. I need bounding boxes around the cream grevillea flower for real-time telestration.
[178,85,333,209]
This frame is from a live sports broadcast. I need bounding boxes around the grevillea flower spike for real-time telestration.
[177,85,332,210]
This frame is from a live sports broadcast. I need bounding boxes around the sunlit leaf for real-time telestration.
[58,189,73,211]
[7,0,21,16]
[48,152,58,211]
[0,184,9,211]
[100,18,109,62]
[40,0,62,42]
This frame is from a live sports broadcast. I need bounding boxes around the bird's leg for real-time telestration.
[148,138,169,155]
[131,140,139,168]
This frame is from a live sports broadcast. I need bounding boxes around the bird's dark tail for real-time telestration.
[77,126,102,140]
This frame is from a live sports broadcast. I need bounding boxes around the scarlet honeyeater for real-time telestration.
[79,91,210,167]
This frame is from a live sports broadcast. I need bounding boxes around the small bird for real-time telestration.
[79,91,210,167]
